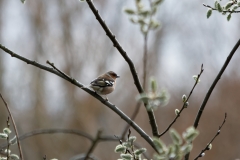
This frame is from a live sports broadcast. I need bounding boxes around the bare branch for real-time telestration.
[193,39,240,129]
[84,130,102,160]
[185,39,240,160]
[158,64,204,137]
[0,44,159,153]
[85,0,159,137]
[194,113,227,160]
[0,93,24,160]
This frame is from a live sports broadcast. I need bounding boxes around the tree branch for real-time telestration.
[158,64,204,137]
[185,39,240,160]
[0,44,159,153]
[85,0,159,137]
[84,130,102,160]
[194,113,227,160]
[193,39,240,129]
[0,93,24,160]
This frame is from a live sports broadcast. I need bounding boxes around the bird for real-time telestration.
[89,71,120,101]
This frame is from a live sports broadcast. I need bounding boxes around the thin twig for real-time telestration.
[84,130,102,160]
[203,3,240,13]
[158,64,204,137]
[7,117,10,160]
[0,44,159,153]
[0,93,23,160]
[194,113,227,160]
[185,39,240,160]
[143,31,148,90]
[46,60,72,81]
[143,0,153,90]
[85,0,160,137]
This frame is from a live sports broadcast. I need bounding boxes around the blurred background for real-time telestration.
[0,0,240,159]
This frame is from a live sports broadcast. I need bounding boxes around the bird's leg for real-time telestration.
[104,95,109,101]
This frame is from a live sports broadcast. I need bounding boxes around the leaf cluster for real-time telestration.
[124,0,163,35]
[137,78,169,111]
[206,0,240,21]
[115,136,147,160]
[0,128,19,160]
[153,127,199,160]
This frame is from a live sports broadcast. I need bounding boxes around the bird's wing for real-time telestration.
[90,78,114,87]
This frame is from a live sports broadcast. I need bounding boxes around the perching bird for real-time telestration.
[90,71,120,101]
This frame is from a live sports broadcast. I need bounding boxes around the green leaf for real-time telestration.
[225,1,233,10]
[129,18,138,24]
[184,102,189,108]
[227,14,231,21]
[153,154,166,160]
[151,77,158,93]
[3,128,11,135]
[170,129,182,145]
[192,75,200,83]
[182,94,187,102]
[134,148,147,156]
[9,154,19,160]
[153,137,167,154]
[138,18,146,25]
[182,126,199,142]
[232,4,238,10]
[136,93,150,103]
[138,10,150,17]
[124,9,136,15]
[181,144,193,155]
[9,136,17,145]
[120,153,133,160]
[0,133,8,139]
[151,7,158,15]
[214,1,219,9]
[207,9,212,18]
[207,143,212,150]
[128,136,137,143]
[149,20,160,30]
[175,109,180,116]
[122,142,131,148]
[115,144,127,153]
[217,3,223,12]
[153,0,163,6]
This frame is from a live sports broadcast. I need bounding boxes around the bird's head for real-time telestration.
[107,71,120,79]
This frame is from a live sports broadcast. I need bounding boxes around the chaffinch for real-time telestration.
[90,71,120,100]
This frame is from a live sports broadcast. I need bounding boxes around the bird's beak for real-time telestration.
[116,75,120,78]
